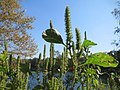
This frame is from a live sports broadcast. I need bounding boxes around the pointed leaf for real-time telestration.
[82,40,97,48]
[84,52,119,67]
[42,29,64,45]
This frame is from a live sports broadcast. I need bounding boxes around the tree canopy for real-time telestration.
[0,0,38,57]
[112,1,120,50]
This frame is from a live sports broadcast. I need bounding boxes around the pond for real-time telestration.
[28,72,81,90]
[28,72,43,90]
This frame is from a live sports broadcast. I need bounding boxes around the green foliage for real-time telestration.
[42,21,65,46]
[65,6,73,44]
[75,28,82,51]
[20,63,31,74]
[0,52,8,61]
[50,43,54,76]
[43,44,46,60]
[42,28,64,45]
[1,4,119,90]
[65,6,73,57]
[84,52,119,67]
[82,39,97,48]
[0,66,6,72]
[37,53,41,72]
[40,6,119,90]
[48,77,60,90]
[0,41,30,90]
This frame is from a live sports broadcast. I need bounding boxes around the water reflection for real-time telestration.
[28,71,81,90]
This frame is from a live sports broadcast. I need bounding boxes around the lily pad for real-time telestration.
[84,52,119,67]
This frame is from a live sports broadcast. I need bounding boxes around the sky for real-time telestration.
[21,0,118,57]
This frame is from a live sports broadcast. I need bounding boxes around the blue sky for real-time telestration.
[21,0,118,57]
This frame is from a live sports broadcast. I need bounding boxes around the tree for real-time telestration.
[54,50,62,59]
[112,1,120,50]
[0,0,38,57]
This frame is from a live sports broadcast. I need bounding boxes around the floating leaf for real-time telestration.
[42,29,65,45]
[84,52,119,67]
[82,40,97,48]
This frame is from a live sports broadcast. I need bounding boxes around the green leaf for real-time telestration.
[86,68,96,75]
[0,53,8,61]
[82,40,97,48]
[42,29,65,45]
[93,79,99,87]
[84,52,119,67]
